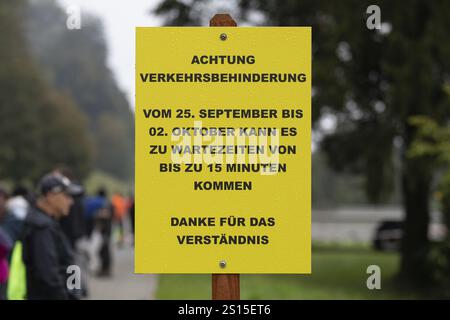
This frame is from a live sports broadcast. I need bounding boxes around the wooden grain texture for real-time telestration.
[209,13,240,301]
[212,274,240,300]
[209,14,237,27]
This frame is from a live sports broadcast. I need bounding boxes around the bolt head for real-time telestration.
[220,33,227,41]
[219,260,226,268]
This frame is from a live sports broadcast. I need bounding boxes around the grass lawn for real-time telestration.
[156,244,418,299]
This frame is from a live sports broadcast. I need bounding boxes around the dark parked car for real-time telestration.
[373,220,403,251]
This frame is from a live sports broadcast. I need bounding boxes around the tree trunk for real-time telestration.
[399,151,432,288]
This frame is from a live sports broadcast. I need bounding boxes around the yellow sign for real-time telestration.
[135,27,311,273]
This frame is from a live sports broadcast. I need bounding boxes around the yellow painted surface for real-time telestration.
[135,27,311,273]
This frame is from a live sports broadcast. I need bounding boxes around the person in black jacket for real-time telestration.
[22,173,80,300]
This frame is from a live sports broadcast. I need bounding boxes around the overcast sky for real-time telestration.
[57,0,163,106]
[56,0,239,108]
[55,1,322,149]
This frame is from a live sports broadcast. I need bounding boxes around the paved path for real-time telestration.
[86,245,158,300]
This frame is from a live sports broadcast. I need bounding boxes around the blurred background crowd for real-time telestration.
[0,168,135,299]
[1,0,450,299]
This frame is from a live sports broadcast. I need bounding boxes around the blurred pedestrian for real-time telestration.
[128,198,135,239]
[0,227,12,300]
[53,166,89,298]
[52,168,86,250]
[0,186,12,300]
[22,173,80,300]
[84,188,113,277]
[1,186,30,245]
[94,189,113,277]
[84,190,104,238]
[6,186,29,221]
[111,192,127,247]
[0,185,9,226]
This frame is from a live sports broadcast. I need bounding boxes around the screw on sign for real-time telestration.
[209,13,240,301]
[135,13,311,300]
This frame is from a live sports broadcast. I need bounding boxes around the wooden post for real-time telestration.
[209,13,237,27]
[210,13,240,300]
[212,273,240,300]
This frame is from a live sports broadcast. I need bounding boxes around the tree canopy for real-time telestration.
[25,0,134,181]
[154,0,450,290]
[0,0,92,183]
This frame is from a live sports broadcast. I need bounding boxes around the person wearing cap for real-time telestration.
[22,173,79,300]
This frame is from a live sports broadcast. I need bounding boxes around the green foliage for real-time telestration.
[95,114,132,179]
[409,116,450,295]
[238,0,450,288]
[0,0,92,183]
[441,173,450,219]
[84,170,132,196]
[37,92,93,179]
[25,0,134,180]
[312,151,370,207]
[427,241,450,297]
[408,116,450,164]
[236,0,450,205]
[157,245,409,299]
[153,0,207,26]
[408,115,450,218]
[154,0,450,288]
